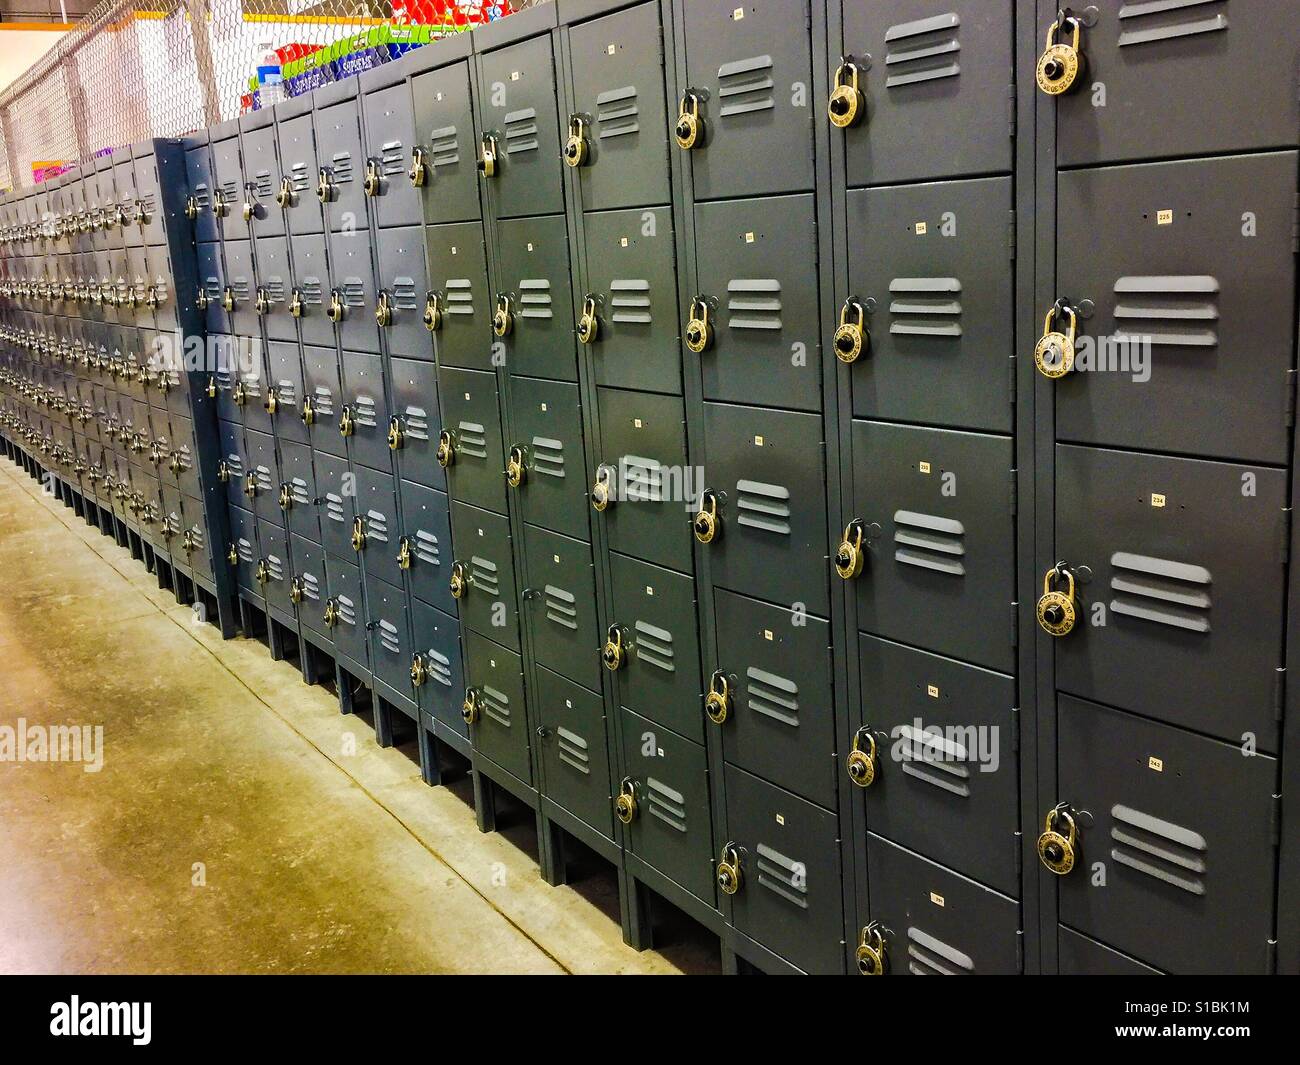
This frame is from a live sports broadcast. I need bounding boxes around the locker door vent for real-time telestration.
[217,177,239,210]
[300,572,321,603]
[469,555,501,597]
[1112,275,1219,349]
[352,394,378,431]
[896,722,973,798]
[400,405,430,442]
[557,726,591,774]
[646,776,687,831]
[893,510,966,576]
[424,647,453,687]
[381,141,405,178]
[726,279,782,332]
[276,379,299,408]
[310,384,334,418]
[225,452,245,480]
[596,86,640,140]
[364,507,389,547]
[414,528,441,567]
[906,927,975,975]
[1117,0,1227,48]
[329,151,354,187]
[393,277,419,312]
[236,537,254,563]
[455,420,489,459]
[745,666,800,728]
[325,492,346,527]
[884,12,961,89]
[429,125,460,169]
[192,183,212,213]
[289,162,311,194]
[736,479,792,536]
[265,554,285,582]
[444,278,474,317]
[1110,803,1208,896]
[300,276,324,310]
[717,55,775,119]
[342,278,365,310]
[1109,551,1212,633]
[531,436,566,480]
[378,618,401,655]
[518,278,553,320]
[254,463,274,495]
[253,168,275,199]
[755,843,809,909]
[504,108,540,155]
[265,278,285,304]
[609,278,652,324]
[482,684,513,727]
[543,584,579,630]
[633,619,676,673]
[889,277,963,338]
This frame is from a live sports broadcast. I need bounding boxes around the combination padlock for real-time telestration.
[675,90,704,150]
[716,843,743,896]
[1036,16,1085,96]
[232,380,247,406]
[375,290,393,328]
[461,688,481,725]
[693,489,720,544]
[216,459,230,483]
[1036,564,1078,636]
[408,147,428,188]
[410,653,427,688]
[436,429,456,468]
[423,291,442,332]
[300,395,315,426]
[684,297,712,353]
[577,295,599,344]
[590,465,614,511]
[563,115,590,168]
[492,294,514,337]
[1034,302,1078,379]
[289,577,304,605]
[254,287,269,316]
[449,560,468,600]
[614,778,638,825]
[241,195,255,223]
[275,176,293,208]
[363,158,381,197]
[255,559,269,586]
[828,58,865,128]
[243,471,257,499]
[264,387,279,416]
[184,195,199,220]
[227,542,239,566]
[326,289,345,323]
[704,669,732,725]
[1037,804,1079,875]
[478,134,498,178]
[387,415,404,451]
[278,482,293,511]
[506,444,527,488]
[855,923,887,975]
[221,286,235,313]
[195,286,209,311]
[835,520,867,580]
[213,189,228,217]
[338,405,355,438]
[323,598,339,628]
[350,515,366,553]
[602,625,626,671]
[316,167,333,203]
[397,536,413,571]
[833,299,868,363]
[289,288,304,318]
[206,375,217,399]
[846,727,879,787]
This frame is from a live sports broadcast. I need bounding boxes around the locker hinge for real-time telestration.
[1271,793,1282,845]
[1292,192,1299,253]
[1010,706,1020,753]
[1008,354,1017,402]
[1010,600,1019,646]
[657,30,665,67]
[1009,468,1018,516]
[1013,830,1023,879]
[1015,929,1024,973]
[1285,368,1297,427]
[1007,211,1016,259]
[1267,939,1278,975]
[1280,507,1293,564]
[1275,668,1287,721]
[1007,84,1016,138]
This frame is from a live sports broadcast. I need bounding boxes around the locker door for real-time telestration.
[218,417,246,510]
[713,589,835,810]
[1054,0,1300,166]
[196,243,229,335]
[411,58,482,226]
[399,478,455,615]
[863,835,1021,974]
[367,575,414,699]
[131,150,167,247]
[228,504,260,598]
[608,553,702,743]
[237,339,273,437]
[265,340,306,445]
[568,0,671,210]
[536,666,611,838]
[1054,152,1297,465]
[375,225,432,361]
[507,378,589,540]
[495,215,577,383]
[594,387,692,573]
[291,234,334,350]
[144,244,177,334]
[464,630,532,784]
[315,452,356,561]
[290,533,330,641]
[438,366,507,513]
[694,194,821,412]
[700,402,828,615]
[724,766,844,974]
[621,708,713,903]
[240,122,285,238]
[522,524,600,693]
[255,236,295,342]
[846,176,1014,433]
[1055,445,1287,750]
[339,347,390,472]
[278,439,319,544]
[182,504,212,579]
[1056,697,1278,975]
[315,98,367,232]
[450,500,520,651]
[209,133,244,243]
[412,599,465,737]
[424,221,492,371]
[185,142,220,245]
[257,518,293,615]
[362,80,421,229]
[476,34,564,218]
[354,464,401,589]
[223,240,257,338]
[839,1,1014,186]
[277,111,325,237]
[580,205,680,394]
[327,228,380,355]
[389,355,443,490]
[171,419,200,499]
[681,0,815,199]
[324,555,368,668]
[849,420,1016,673]
[243,428,279,524]
[858,635,1018,897]
[300,344,345,458]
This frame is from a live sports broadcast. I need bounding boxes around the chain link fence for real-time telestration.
[0,0,541,193]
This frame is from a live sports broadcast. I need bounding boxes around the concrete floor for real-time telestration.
[0,460,713,974]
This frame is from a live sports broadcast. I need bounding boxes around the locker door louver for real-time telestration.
[290,162,311,195]
[330,151,354,187]
[203,276,222,303]
[429,125,460,169]
[241,374,263,405]
[444,278,474,317]
[364,507,389,549]
[595,85,639,140]
[889,277,963,338]
[254,463,274,496]
[884,12,961,88]
[646,777,687,831]
[1112,275,1219,349]
[755,843,810,909]
[188,525,205,550]
[352,394,378,433]
[414,528,441,568]
[342,279,365,311]
[400,404,430,442]
[236,536,254,563]
[300,276,324,311]
[392,277,418,312]
[717,55,775,119]
[275,379,299,409]
[543,583,579,630]
[726,279,782,331]
[895,722,973,798]
[622,455,662,502]
[469,555,501,597]
[455,420,488,459]
[265,553,285,583]
[556,726,591,774]
[609,279,651,324]
[380,141,405,178]
[893,510,966,576]
[482,684,512,727]
[1110,803,1208,896]
[517,278,553,320]
[219,177,240,210]
[265,278,285,306]
[231,275,251,305]
[504,108,540,155]
[192,183,212,213]
[311,384,334,418]
[1117,0,1227,47]
[633,619,676,673]
[225,452,245,480]
[325,492,346,529]
[216,366,236,395]
[745,666,800,728]
[253,169,275,199]
[423,647,453,687]
[378,619,401,655]
[906,927,975,975]
[300,572,321,603]
[735,479,792,536]
[1109,551,1212,633]
[336,594,358,628]
[530,435,565,480]
[175,444,192,473]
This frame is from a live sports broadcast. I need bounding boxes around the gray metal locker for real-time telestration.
[367,574,415,701]
[290,533,330,642]
[506,377,590,541]
[353,463,401,589]
[277,439,319,544]
[464,629,532,784]
[494,214,578,383]
[239,119,285,238]
[315,451,357,561]
[438,365,508,514]
[398,478,455,616]
[522,523,601,694]
[265,340,306,445]
[254,236,295,343]
[450,499,520,651]
[375,225,433,362]
[290,234,334,349]
[412,599,465,737]
[361,78,422,230]
[257,517,293,616]
[339,348,390,473]
[535,665,612,838]
[276,106,325,237]
[222,239,257,338]
[424,221,493,372]
[300,344,345,458]
[324,554,368,670]
[242,427,279,524]
[411,56,483,226]
[314,96,368,232]
[327,228,381,355]
[389,355,444,490]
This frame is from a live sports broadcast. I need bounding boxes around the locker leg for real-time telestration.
[418,724,441,787]
[266,619,286,663]
[374,698,394,749]
[621,871,654,952]
[537,811,562,888]
[472,769,497,834]
[336,664,355,716]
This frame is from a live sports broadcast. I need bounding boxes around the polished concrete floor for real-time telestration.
[0,459,712,974]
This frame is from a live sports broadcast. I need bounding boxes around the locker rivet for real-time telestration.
[846,727,879,787]
[1037,804,1078,874]
[1036,16,1085,96]
[856,923,887,975]
[828,59,865,128]
[834,298,868,363]
[705,669,732,725]
[615,778,638,824]
[716,843,743,895]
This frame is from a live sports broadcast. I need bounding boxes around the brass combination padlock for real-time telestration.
[423,291,442,332]
[855,922,887,975]
[206,375,218,399]
[693,489,720,544]
[1037,804,1079,875]
[506,444,527,488]
[846,727,879,788]
[275,176,293,208]
[704,669,732,725]
[350,515,366,553]
[1037,564,1078,637]
[243,471,257,499]
[716,843,743,896]
[590,465,614,512]
[363,158,381,197]
[264,387,279,416]
[289,288,304,319]
[327,289,345,323]
[1034,302,1077,379]
[449,560,468,600]
[408,147,428,188]
[1036,16,1085,96]
[300,395,315,426]
[184,195,199,220]
[255,559,269,586]
[195,286,209,311]
[289,577,304,605]
[684,297,712,353]
[278,482,293,511]
[478,134,498,178]
[227,542,239,566]
[602,624,626,671]
[216,459,230,483]
[375,290,393,328]
[833,299,868,364]
[461,688,481,725]
[338,405,355,438]
[410,653,427,688]
[221,286,235,313]
[614,778,638,825]
[387,415,404,452]
[316,167,333,204]
[436,429,456,468]
[828,59,865,128]
[242,195,255,223]
[577,295,599,345]
[254,287,269,316]
[835,520,867,580]
[675,90,704,150]
[397,536,413,571]
[323,598,339,628]
[232,380,247,406]
[563,115,590,168]
[492,294,514,337]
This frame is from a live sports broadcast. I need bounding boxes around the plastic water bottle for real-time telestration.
[256,45,285,107]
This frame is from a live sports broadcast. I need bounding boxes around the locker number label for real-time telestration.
[754,435,764,446]
[927,684,940,698]
[915,222,928,235]
[1156,209,1173,225]
[745,231,755,243]
[775,814,785,825]
[763,629,774,641]
[1151,493,1166,508]
[919,461,931,474]
[1148,756,1164,772]
[733,7,744,18]
[607,44,617,55]
[930,891,945,907]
